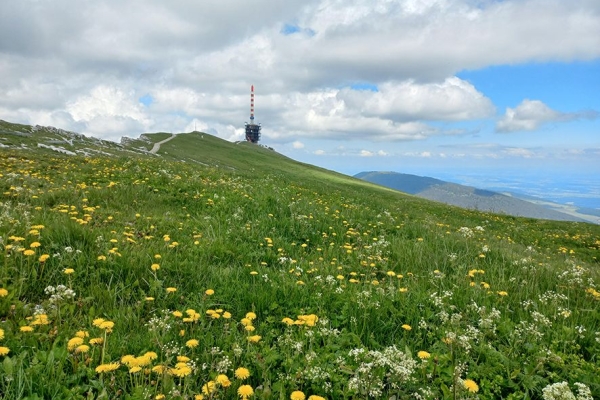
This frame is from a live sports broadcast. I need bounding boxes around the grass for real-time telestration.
[0,125,599,399]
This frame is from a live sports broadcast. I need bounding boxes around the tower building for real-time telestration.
[244,85,261,143]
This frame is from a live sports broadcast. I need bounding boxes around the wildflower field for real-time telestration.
[0,125,599,399]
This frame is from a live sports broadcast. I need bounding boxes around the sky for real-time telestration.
[1,0,599,190]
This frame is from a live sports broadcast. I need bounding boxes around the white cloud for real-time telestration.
[292,141,305,149]
[0,0,598,146]
[496,99,598,132]
[314,149,325,155]
[360,150,374,157]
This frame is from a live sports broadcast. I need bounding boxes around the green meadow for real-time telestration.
[0,124,599,399]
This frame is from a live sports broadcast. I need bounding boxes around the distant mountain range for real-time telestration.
[355,171,598,224]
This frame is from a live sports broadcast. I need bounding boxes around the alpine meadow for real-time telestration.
[0,121,599,400]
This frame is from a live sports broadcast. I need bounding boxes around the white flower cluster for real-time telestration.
[347,346,417,397]
[44,285,76,303]
[542,381,593,400]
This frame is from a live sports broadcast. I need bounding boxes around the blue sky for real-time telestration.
[0,0,599,197]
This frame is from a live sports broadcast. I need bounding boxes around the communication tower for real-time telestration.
[244,85,261,143]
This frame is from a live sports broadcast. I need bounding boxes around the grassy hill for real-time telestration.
[1,122,599,399]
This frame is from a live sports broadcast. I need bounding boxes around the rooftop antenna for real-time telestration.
[244,85,261,143]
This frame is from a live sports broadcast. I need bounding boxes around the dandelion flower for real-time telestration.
[497,291,508,296]
[155,395,165,400]
[417,351,431,359]
[64,268,75,275]
[399,288,408,293]
[245,312,257,320]
[145,297,155,301]
[235,367,251,380]
[195,395,204,400]
[23,249,35,256]
[129,366,142,374]
[205,289,214,295]
[89,337,104,345]
[99,321,114,332]
[238,385,254,399]
[250,271,258,275]
[245,325,256,332]
[0,288,8,297]
[401,324,412,331]
[166,287,177,293]
[202,381,216,395]
[247,335,261,343]
[95,363,120,373]
[75,345,90,354]
[308,396,326,400]
[463,379,479,393]
[68,337,84,351]
[216,374,231,387]
[39,254,50,262]
[186,339,199,348]
[0,347,10,356]
[171,365,192,377]
[223,311,232,319]
[20,326,34,332]
[151,263,160,271]
[173,311,183,318]
[0,328,3,340]
[290,391,305,400]
[282,317,294,326]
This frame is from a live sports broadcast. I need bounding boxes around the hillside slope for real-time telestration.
[356,171,589,223]
[1,121,599,399]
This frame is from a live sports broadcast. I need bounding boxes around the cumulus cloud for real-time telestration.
[0,0,598,144]
[496,99,598,132]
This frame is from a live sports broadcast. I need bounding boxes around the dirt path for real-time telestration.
[149,134,176,154]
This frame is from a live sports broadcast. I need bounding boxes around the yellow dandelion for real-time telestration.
[129,366,142,374]
[497,291,508,296]
[75,344,90,354]
[216,374,231,387]
[97,255,107,261]
[39,254,50,262]
[23,249,35,256]
[99,321,114,332]
[20,326,34,332]
[173,311,183,318]
[308,396,326,400]
[95,363,120,373]
[463,379,479,393]
[195,395,204,400]
[152,365,167,374]
[205,289,214,295]
[235,367,251,380]
[89,337,104,345]
[401,324,412,331]
[202,381,216,395]
[67,337,84,351]
[186,339,199,348]
[155,395,165,400]
[290,391,305,400]
[0,347,10,356]
[250,271,258,275]
[245,312,257,320]
[240,318,253,326]
[417,351,431,359]
[171,365,192,377]
[399,287,408,293]
[223,311,232,319]
[282,317,294,326]
[145,297,155,301]
[151,263,160,271]
[238,385,254,399]
[64,268,75,275]
[166,287,177,293]
[0,328,4,340]
[0,288,8,297]
[247,335,261,343]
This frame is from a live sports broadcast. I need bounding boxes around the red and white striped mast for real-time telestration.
[250,84,255,123]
